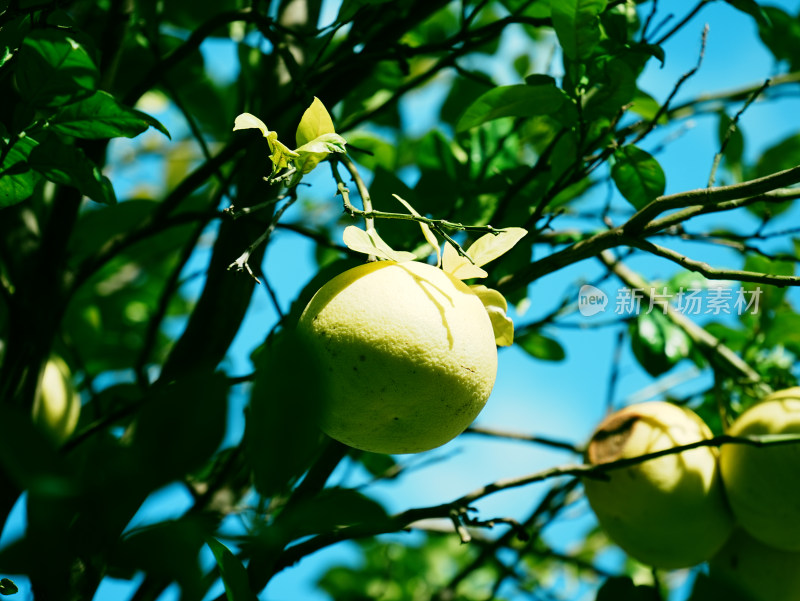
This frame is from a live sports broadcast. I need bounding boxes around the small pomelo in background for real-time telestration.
[32,357,81,445]
[297,260,497,454]
[719,387,800,551]
[582,401,734,569]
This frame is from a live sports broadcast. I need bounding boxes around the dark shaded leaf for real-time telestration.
[596,576,659,601]
[49,91,170,139]
[245,332,326,497]
[133,372,229,484]
[28,136,115,204]
[687,572,753,601]
[517,331,566,361]
[611,145,665,209]
[113,516,211,601]
[457,84,568,132]
[206,538,259,601]
[0,405,73,496]
[276,488,388,541]
[15,28,98,107]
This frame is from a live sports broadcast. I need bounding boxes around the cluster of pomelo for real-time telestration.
[582,391,800,601]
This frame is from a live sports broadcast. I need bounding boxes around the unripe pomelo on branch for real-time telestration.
[297,260,497,454]
[582,401,734,569]
[32,357,81,445]
[719,387,800,551]
[709,528,800,601]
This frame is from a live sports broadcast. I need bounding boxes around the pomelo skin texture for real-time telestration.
[297,260,497,454]
[32,357,81,445]
[710,528,800,601]
[719,388,800,551]
[582,401,734,569]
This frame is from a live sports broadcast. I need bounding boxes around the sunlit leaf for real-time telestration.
[294,133,347,156]
[296,97,335,146]
[470,285,514,346]
[233,113,272,137]
[342,225,417,262]
[442,242,487,279]
[465,227,527,267]
[393,194,440,267]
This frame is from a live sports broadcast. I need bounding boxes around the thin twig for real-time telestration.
[708,79,770,188]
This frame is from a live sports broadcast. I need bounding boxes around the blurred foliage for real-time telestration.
[1,0,800,599]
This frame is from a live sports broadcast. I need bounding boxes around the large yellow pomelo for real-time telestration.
[710,528,800,601]
[582,401,734,569]
[719,388,800,551]
[297,260,497,454]
[32,357,81,445]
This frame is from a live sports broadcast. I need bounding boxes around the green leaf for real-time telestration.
[596,576,659,601]
[757,7,800,69]
[28,137,116,205]
[551,0,608,61]
[49,91,170,139]
[16,28,98,107]
[246,333,327,497]
[629,311,692,377]
[342,225,417,262]
[114,517,208,600]
[611,145,665,209]
[206,538,259,601]
[275,488,388,541]
[717,112,745,169]
[725,0,771,28]
[687,572,753,601]
[0,136,40,208]
[296,97,336,146]
[629,89,665,123]
[456,84,568,132]
[754,133,800,179]
[517,331,566,361]
[741,254,794,310]
[133,373,229,485]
